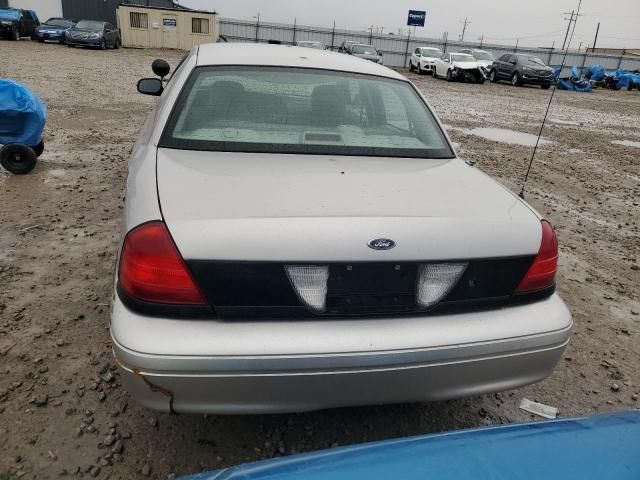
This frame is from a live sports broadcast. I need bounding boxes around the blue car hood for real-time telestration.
[0,9,21,21]
[181,411,640,479]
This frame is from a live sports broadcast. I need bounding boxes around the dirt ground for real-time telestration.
[0,41,638,479]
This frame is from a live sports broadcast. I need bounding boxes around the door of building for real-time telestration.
[161,15,178,48]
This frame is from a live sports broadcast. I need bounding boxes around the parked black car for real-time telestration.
[35,17,77,44]
[489,53,554,89]
[66,20,120,49]
[0,8,39,41]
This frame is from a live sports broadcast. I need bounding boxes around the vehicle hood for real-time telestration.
[476,60,493,68]
[452,61,484,70]
[0,10,20,21]
[38,25,68,32]
[69,28,100,34]
[421,56,439,62]
[353,53,382,62]
[526,66,554,74]
[156,150,541,261]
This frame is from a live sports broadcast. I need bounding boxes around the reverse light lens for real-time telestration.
[285,265,330,313]
[118,221,206,305]
[516,220,558,293]
[417,263,467,308]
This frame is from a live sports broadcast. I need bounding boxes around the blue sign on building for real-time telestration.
[407,10,426,27]
[163,18,177,27]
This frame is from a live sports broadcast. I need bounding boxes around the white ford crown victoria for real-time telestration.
[111,43,572,414]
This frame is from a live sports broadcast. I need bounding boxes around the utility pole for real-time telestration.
[561,10,574,50]
[514,38,519,52]
[592,22,600,51]
[460,17,471,42]
[479,34,484,48]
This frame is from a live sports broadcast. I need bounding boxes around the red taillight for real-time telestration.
[118,221,206,305]
[516,220,559,293]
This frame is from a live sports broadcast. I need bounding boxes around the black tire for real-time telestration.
[12,29,20,41]
[479,77,486,85]
[68,43,74,47]
[511,72,521,86]
[489,70,497,83]
[32,140,44,157]
[38,39,45,43]
[541,84,551,90]
[100,38,107,50]
[446,69,453,82]
[113,37,120,49]
[417,64,423,75]
[409,62,414,72]
[0,144,37,175]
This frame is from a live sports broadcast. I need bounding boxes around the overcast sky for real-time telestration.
[180,0,639,49]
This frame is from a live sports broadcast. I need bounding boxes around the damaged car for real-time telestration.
[112,43,572,414]
[434,52,486,83]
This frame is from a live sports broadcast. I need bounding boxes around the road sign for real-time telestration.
[407,10,426,27]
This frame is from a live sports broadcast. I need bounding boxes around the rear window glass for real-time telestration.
[44,18,72,27]
[160,66,453,159]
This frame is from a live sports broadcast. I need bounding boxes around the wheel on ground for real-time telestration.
[541,84,551,90]
[479,77,486,84]
[12,29,20,41]
[409,62,414,72]
[0,144,37,175]
[38,39,45,43]
[489,70,497,82]
[114,38,120,49]
[417,65,423,75]
[32,140,44,157]
[446,69,453,82]
[511,72,521,86]
[101,38,107,50]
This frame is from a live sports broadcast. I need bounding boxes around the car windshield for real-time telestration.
[75,20,102,30]
[44,18,72,27]
[451,54,474,62]
[161,67,453,159]
[421,48,442,57]
[473,51,494,61]
[352,45,378,55]
[518,55,545,66]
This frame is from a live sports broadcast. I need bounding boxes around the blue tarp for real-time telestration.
[584,64,606,81]
[180,411,640,479]
[0,9,21,21]
[0,79,47,146]
[556,66,593,92]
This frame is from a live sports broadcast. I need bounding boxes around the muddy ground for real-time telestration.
[0,41,638,479]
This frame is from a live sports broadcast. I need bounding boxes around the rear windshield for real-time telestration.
[45,18,72,27]
[352,45,378,55]
[75,20,102,30]
[160,66,453,159]
[421,48,442,56]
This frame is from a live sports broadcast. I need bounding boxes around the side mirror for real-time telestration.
[137,78,163,96]
[152,59,171,79]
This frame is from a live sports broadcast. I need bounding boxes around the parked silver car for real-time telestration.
[113,43,572,414]
[349,44,383,64]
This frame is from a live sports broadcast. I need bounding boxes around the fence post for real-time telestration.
[616,48,625,70]
[330,20,336,51]
[292,17,296,45]
[443,31,448,52]
[514,38,519,52]
[404,30,411,68]
[255,13,260,43]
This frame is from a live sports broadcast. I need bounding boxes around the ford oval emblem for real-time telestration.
[368,238,396,251]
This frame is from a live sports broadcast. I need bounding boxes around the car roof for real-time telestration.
[196,44,403,80]
[419,46,441,50]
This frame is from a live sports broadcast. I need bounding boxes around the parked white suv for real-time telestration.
[410,46,443,74]
[112,43,572,414]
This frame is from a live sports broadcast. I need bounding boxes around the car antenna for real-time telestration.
[519,0,583,199]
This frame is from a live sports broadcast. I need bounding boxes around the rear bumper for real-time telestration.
[111,294,572,414]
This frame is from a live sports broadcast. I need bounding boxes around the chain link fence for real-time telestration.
[219,17,640,73]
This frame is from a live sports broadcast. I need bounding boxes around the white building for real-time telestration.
[6,0,63,21]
